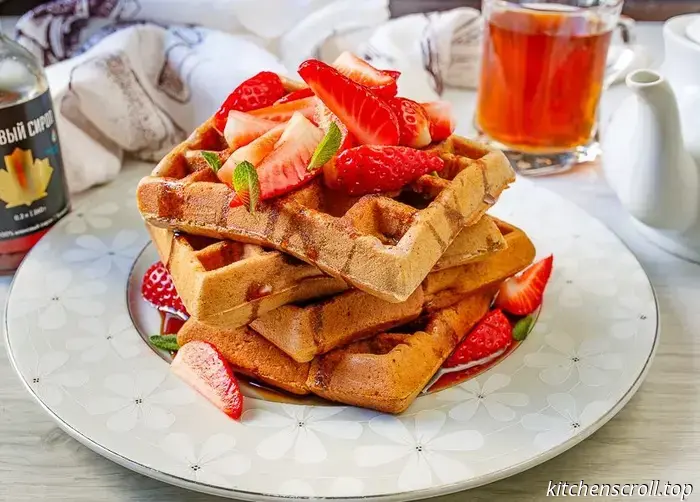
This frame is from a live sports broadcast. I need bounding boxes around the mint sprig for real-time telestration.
[201,151,222,173]
[232,160,260,213]
[150,334,180,351]
[512,315,535,341]
[308,122,342,171]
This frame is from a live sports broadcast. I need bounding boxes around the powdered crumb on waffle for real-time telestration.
[249,221,533,363]
[137,126,515,302]
[307,286,498,413]
[146,214,505,328]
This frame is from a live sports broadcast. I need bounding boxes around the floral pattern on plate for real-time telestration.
[4,166,658,500]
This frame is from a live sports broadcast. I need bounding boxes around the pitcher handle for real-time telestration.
[604,16,637,88]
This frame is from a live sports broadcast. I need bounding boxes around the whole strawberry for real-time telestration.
[335,145,444,196]
[141,262,188,319]
[214,71,286,131]
[444,309,512,368]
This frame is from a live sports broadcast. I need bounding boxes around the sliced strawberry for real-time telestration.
[388,97,432,148]
[444,309,512,368]
[249,96,317,123]
[496,256,554,316]
[382,69,401,81]
[222,110,278,150]
[299,59,400,146]
[218,124,286,185]
[278,75,308,93]
[275,87,315,104]
[141,262,188,318]
[334,145,444,196]
[214,72,286,131]
[421,101,457,142]
[230,112,323,207]
[332,52,399,98]
[171,341,243,420]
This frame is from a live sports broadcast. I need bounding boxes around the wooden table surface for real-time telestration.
[1,21,699,502]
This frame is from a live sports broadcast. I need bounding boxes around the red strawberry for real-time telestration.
[230,112,323,207]
[388,97,432,148]
[332,52,399,98]
[496,256,554,315]
[222,110,278,150]
[421,101,457,142]
[214,72,286,131]
[298,59,400,146]
[141,262,188,318]
[249,96,317,123]
[444,309,512,368]
[275,87,315,104]
[382,69,402,81]
[218,124,286,186]
[334,145,444,196]
[171,341,243,420]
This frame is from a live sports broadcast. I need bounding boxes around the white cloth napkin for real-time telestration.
[15,0,388,193]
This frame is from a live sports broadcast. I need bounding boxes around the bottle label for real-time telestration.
[0,90,69,241]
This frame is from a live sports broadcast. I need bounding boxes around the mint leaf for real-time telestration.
[232,160,260,213]
[513,315,535,341]
[201,151,222,173]
[150,334,180,351]
[308,122,342,171]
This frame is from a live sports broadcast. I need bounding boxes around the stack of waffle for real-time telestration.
[137,128,535,413]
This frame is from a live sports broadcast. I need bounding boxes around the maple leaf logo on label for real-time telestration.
[0,147,53,207]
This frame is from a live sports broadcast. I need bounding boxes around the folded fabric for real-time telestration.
[14,0,389,193]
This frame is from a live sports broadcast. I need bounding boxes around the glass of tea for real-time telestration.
[475,0,632,175]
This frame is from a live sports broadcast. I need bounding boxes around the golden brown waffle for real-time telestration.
[175,221,535,412]
[249,221,534,363]
[137,126,515,302]
[307,286,498,413]
[147,214,505,328]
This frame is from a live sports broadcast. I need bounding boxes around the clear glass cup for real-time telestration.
[474,0,633,176]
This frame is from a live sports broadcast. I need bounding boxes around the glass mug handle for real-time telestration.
[603,16,637,89]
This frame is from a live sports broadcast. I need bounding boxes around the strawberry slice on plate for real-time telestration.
[275,87,315,104]
[217,124,286,185]
[249,96,317,123]
[444,309,512,368]
[222,110,278,150]
[334,145,444,196]
[298,59,400,146]
[141,262,188,318]
[421,101,457,142]
[388,97,432,148]
[214,71,286,131]
[229,112,323,207]
[495,255,554,315]
[171,341,244,420]
[332,51,399,98]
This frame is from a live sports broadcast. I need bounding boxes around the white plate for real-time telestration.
[5,165,658,501]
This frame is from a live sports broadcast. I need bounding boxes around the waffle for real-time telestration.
[249,221,534,362]
[147,214,506,328]
[307,286,498,413]
[137,126,515,302]
[175,221,535,412]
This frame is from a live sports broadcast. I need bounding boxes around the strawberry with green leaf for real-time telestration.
[231,161,261,212]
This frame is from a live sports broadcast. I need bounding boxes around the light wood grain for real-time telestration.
[1,22,700,502]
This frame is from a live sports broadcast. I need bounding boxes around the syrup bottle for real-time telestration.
[0,33,70,273]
